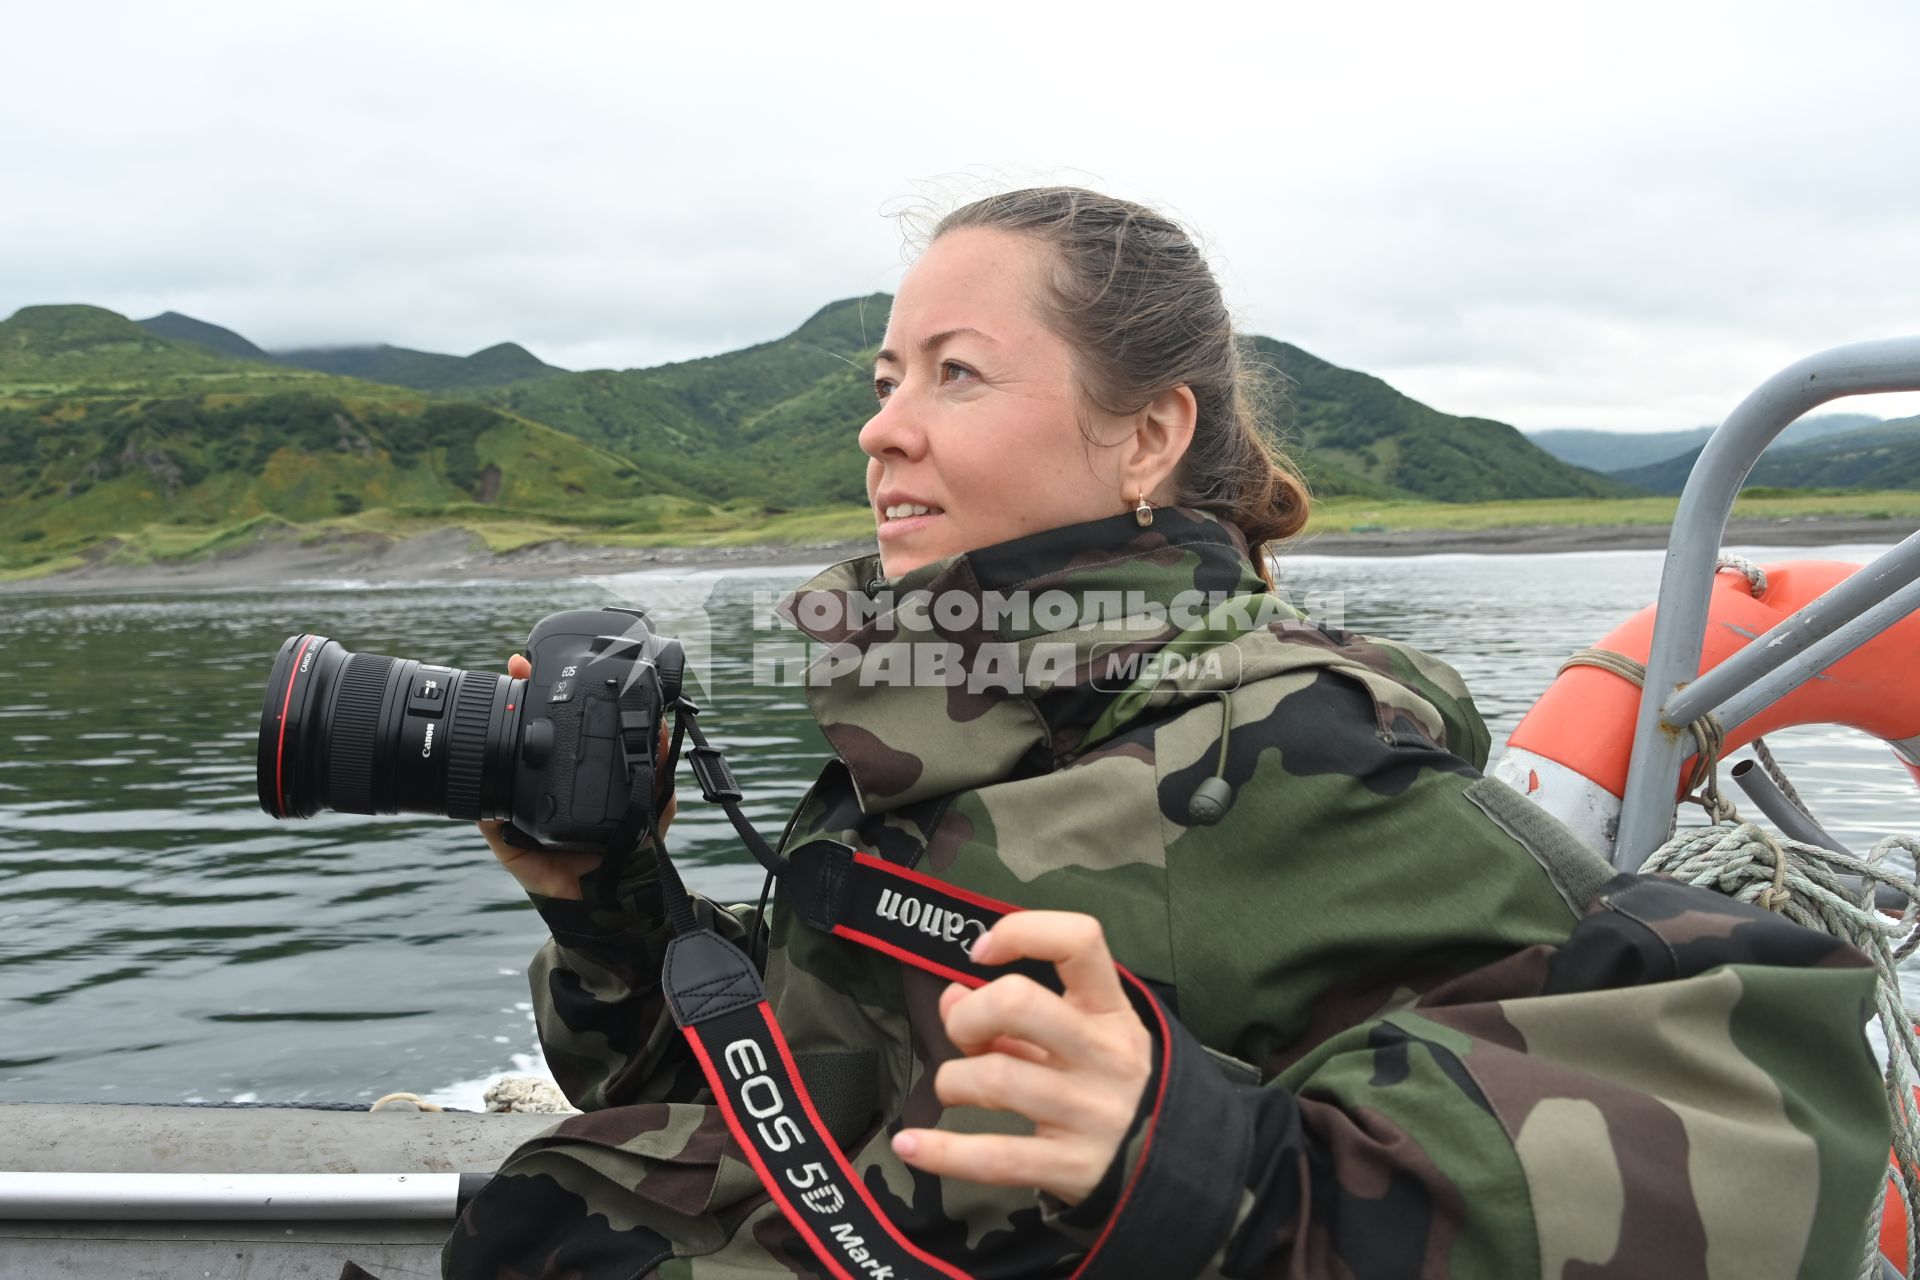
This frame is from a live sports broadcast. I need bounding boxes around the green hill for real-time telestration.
[1529,415,1881,473]
[1250,339,1629,501]
[1613,415,1920,494]
[273,340,563,391]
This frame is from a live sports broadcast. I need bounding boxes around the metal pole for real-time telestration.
[1711,577,1920,735]
[1663,532,1920,728]
[1729,759,1854,856]
[1614,337,1920,868]
[0,1172,469,1220]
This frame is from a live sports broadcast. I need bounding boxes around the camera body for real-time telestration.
[508,606,684,849]
[257,606,684,853]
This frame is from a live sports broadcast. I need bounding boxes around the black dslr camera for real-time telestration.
[256,607,683,851]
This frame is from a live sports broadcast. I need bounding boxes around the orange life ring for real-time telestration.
[1493,559,1920,857]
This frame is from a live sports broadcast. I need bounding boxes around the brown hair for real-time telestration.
[930,186,1309,583]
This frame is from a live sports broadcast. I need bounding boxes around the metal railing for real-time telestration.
[0,1171,480,1220]
[1612,337,1920,868]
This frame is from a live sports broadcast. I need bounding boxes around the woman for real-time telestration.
[447,189,1888,1278]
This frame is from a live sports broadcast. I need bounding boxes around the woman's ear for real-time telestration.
[1127,384,1198,504]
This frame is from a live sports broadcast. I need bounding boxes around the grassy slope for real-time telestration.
[0,392,703,573]
[14,488,1917,585]
[477,294,889,504]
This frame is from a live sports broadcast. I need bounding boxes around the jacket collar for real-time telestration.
[777,509,1275,812]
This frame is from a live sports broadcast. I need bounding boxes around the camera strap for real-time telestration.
[644,709,1176,1280]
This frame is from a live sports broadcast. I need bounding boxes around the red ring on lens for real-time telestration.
[275,634,318,818]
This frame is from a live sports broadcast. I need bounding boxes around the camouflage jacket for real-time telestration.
[442,508,1889,1279]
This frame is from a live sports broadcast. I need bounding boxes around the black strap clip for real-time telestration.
[663,930,767,1027]
[689,744,742,804]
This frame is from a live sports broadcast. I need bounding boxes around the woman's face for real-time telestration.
[861,227,1143,577]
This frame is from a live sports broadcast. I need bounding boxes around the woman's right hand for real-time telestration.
[478,652,677,902]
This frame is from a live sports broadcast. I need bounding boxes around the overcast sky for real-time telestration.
[6,0,1918,431]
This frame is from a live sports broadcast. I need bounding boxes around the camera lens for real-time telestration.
[255,634,524,822]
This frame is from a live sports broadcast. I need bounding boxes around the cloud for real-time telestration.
[4,0,1917,429]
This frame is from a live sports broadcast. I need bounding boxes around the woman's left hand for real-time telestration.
[890,911,1153,1207]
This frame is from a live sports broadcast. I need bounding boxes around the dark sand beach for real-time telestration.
[1283,515,1920,558]
[1,515,1915,595]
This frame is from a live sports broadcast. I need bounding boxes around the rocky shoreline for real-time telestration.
[0,528,875,595]
[2,515,1915,595]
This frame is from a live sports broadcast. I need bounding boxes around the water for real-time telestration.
[0,544,1912,1106]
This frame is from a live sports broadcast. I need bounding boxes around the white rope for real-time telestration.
[1638,822,1920,1278]
[1715,553,1770,597]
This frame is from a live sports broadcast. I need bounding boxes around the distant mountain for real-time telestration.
[135,311,274,361]
[1528,415,1881,473]
[2,304,391,399]
[1613,415,1920,494]
[272,340,563,391]
[33,295,1621,506]
[125,311,566,391]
